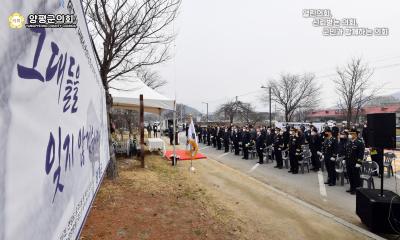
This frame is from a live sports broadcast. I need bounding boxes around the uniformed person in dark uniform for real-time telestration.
[309,128,322,171]
[168,125,174,145]
[322,129,338,186]
[256,129,265,164]
[345,131,365,194]
[288,128,300,174]
[232,127,240,155]
[217,126,223,150]
[223,127,230,152]
[242,127,250,160]
[331,123,339,138]
[283,126,290,148]
[337,131,348,157]
[206,126,211,146]
[212,126,217,148]
[273,127,284,168]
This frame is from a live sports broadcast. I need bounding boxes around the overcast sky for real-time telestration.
[156,0,400,114]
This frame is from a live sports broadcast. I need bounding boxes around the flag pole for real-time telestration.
[173,100,177,166]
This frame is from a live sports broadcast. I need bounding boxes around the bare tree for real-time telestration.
[214,100,263,125]
[83,0,181,178]
[334,58,377,127]
[264,73,320,122]
[238,103,264,126]
[137,68,167,90]
[215,100,244,123]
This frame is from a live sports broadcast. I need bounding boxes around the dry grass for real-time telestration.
[80,153,240,240]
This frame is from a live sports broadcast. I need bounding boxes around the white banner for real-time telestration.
[0,1,109,239]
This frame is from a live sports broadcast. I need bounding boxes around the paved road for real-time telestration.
[176,133,400,228]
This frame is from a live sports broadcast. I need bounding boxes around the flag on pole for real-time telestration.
[187,116,197,143]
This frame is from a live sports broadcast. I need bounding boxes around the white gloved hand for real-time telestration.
[355,163,361,168]
[278,148,281,151]
[317,151,322,156]
[342,160,346,164]
[330,157,335,161]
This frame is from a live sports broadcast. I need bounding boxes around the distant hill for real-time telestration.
[179,104,201,116]
[162,103,202,120]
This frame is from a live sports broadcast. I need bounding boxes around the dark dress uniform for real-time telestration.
[289,134,300,174]
[198,126,202,143]
[168,126,174,145]
[207,127,211,146]
[309,133,322,171]
[217,128,223,150]
[153,124,158,138]
[273,133,284,168]
[233,130,241,155]
[256,134,265,164]
[345,138,365,194]
[223,130,230,152]
[337,137,348,157]
[242,131,250,159]
[332,125,339,138]
[322,136,338,185]
[212,127,217,148]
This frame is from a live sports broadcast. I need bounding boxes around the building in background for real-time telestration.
[307,103,400,127]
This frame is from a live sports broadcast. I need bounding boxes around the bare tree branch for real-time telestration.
[333,57,379,127]
[136,68,167,90]
[262,73,320,122]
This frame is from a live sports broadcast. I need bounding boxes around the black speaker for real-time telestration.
[356,188,400,234]
[367,113,396,149]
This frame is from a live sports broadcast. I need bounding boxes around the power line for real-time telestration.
[205,60,400,106]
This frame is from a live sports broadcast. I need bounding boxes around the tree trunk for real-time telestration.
[105,90,118,180]
[346,107,352,129]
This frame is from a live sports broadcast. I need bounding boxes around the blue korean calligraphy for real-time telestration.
[17,27,80,114]
[17,28,46,81]
[45,125,101,203]
[45,127,64,203]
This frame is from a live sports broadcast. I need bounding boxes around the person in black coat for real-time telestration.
[168,125,174,145]
[309,128,322,171]
[345,131,365,194]
[332,123,339,138]
[288,128,300,174]
[242,127,251,160]
[232,127,241,155]
[223,127,230,152]
[206,126,211,146]
[147,124,152,138]
[322,129,338,186]
[283,126,290,149]
[256,129,265,164]
[217,127,223,150]
[273,128,284,168]
[212,126,217,148]
[153,123,158,138]
[337,131,348,157]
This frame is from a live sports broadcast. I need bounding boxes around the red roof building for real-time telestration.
[307,104,400,125]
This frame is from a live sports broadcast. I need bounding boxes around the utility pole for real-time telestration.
[269,87,272,127]
[202,102,209,125]
[139,94,145,168]
[261,85,272,127]
[235,96,238,124]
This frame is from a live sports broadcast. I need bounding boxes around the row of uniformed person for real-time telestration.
[196,123,366,195]
[309,126,365,194]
